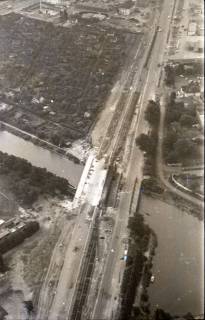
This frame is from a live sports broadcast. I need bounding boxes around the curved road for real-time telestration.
[157,96,203,208]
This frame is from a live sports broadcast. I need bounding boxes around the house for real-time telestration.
[188,22,197,36]
[118,0,135,16]
[197,111,204,130]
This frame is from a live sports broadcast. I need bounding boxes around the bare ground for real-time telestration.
[0,196,76,319]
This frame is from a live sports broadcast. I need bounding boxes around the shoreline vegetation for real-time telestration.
[0,151,75,206]
[119,204,157,320]
[118,95,203,319]
[136,99,163,196]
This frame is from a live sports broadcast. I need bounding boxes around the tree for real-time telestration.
[142,178,163,194]
[166,108,182,124]
[183,312,195,320]
[0,254,6,273]
[145,100,160,125]
[186,105,196,117]
[164,131,178,148]
[164,65,175,86]
[136,134,156,154]
[179,114,195,127]
[169,91,176,103]
[128,215,145,238]
[24,301,34,314]
[173,139,196,159]
[51,133,61,146]
[154,308,173,320]
[165,150,179,163]
[189,179,199,192]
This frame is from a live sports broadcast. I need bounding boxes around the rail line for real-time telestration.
[69,214,99,320]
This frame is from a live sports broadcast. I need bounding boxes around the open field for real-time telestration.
[0,12,140,146]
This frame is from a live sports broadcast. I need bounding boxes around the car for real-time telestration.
[150,275,155,283]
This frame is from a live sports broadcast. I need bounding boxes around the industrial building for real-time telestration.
[0,218,39,254]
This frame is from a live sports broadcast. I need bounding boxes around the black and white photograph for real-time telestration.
[0,0,203,319]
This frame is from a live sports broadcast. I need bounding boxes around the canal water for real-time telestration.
[0,131,84,188]
[140,195,204,317]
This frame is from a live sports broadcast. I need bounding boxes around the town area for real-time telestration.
[0,0,204,320]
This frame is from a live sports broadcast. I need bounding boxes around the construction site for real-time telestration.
[0,0,203,319]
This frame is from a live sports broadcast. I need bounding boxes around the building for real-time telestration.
[43,0,63,3]
[118,8,131,16]
[197,111,204,130]
[118,0,135,16]
[0,220,39,254]
[188,22,197,36]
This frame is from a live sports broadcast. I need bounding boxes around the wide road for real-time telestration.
[92,0,178,318]
[36,205,92,320]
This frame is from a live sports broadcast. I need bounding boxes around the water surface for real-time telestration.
[0,131,84,187]
[140,196,204,316]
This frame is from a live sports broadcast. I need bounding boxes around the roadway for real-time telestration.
[156,96,203,207]
[36,204,94,320]
[35,0,202,318]
[154,0,204,208]
[91,0,178,319]
[36,156,107,320]
[36,8,158,320]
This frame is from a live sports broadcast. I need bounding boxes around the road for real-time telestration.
[36,204,93,320]
[35,9,154,320]
[91,0,178,319]
[35,0,203,318]
[36,155,107,320]
[156,96,203,207]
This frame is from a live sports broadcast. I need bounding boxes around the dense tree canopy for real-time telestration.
[0,151,74,205]
[145,100,160,126]
[173,139,196,159]
[135,134,157,155]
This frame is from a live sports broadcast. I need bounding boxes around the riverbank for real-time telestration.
[118,187,203,319]
[0,123,82,165]
[0,150,75,206]
[0,130,84,188]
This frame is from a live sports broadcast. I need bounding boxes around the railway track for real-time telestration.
[69,214,99,320]
[67,13,162,320]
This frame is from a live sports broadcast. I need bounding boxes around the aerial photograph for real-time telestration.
[0,0,203,319]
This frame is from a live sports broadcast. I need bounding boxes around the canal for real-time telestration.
[0,131,84,188]
[140,195,204,317]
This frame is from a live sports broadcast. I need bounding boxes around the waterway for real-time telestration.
[140,195,204,317]
[0,131,84,188]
